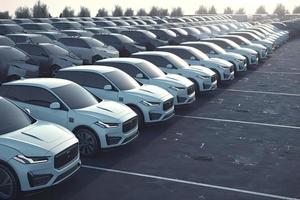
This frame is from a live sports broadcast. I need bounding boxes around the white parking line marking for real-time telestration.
[175,115,300,130]
[217,88,300,97]
[251,71,300,75]
[82,165,299,200]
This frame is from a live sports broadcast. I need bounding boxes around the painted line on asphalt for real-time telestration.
[251,71,300,75]
[217,88,300,97]
[175,115,300,130]
[82,165,299,200]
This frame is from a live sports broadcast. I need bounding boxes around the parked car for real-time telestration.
[216,35,268,60]
[0,97,81,200]
[16,43,83,77]
[96,58,196,105]
[202,38,259,66]
[182,41,247,73]
[56,66,175,126]
[13,18,33,24]
[6,33,55,45]
[157,45,234,82]
[0,46,39,82]
[58,37,119,64]
[149,29,183,44]
[61,30,94,37]
[0,35,15,46]
[93,33,146,57]
[0,24,24,35]
[52,22,83,30]
[94,21,117,27]
[84,27,111,35]
[20,23,58,33]
[131,51,217,93]
[0,78,139,156]
[121,30,168,50]
[0,19,16,24]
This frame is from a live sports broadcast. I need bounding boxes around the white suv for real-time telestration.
[0,78,138,157]
[56,66,175,126]
[0,97,80,200]
[157,45,234,82]
[96,58,196,106]
[131,51,217,93]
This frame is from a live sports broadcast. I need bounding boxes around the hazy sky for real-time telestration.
[1,0,300,17]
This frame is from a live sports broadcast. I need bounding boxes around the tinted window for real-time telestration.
[105,70,140,91]
[137,61,165,78]
[43,44,69,56]
[0,98,34,135]
[30,35,53,44]
[165,54,189,69]
[19,45,46,56]
[10,36,27,43]
[52,83,100,109]
[0,47,29,61]
[100,62,143,78]
[2,85,59,107]
[84,38,105,47]
[135,55,169,67]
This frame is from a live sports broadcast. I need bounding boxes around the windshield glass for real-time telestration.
[166,55,189,69]
[105,70,140,91]
[31,35,53,44]
[0,47,29,61]
[40,24,56,31]
[116,35,134,43]
[140,30,156,39]
[188,48,209,60]
[44,44,69,56]
[222,40,240,49]
[52,83,99,109]
[137,61,165,78]
[84,38,105,47]
[0,98,34,135]
[208,43,226,54]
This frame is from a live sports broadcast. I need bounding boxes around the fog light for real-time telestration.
[28,172,53,187]
[106,136,122,145]
[149,113,162,120]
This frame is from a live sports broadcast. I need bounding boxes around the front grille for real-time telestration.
[211,74,217,82]
[163,98,174,111]
[54,143,79,169]
[187,85,195,95]
[122,116,138,133]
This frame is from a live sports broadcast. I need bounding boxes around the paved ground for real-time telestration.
[24,38,300,200]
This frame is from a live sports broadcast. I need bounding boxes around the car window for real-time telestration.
[102,62,144,78]
[51,83,100,109]
[0,98,35,135]
[22,24,38,30]
[135,55,169,68]
[10,36,27,43]
[30,35,53,44]
[84,38,105,47]
[21,45,46,56]
[43,44,69,56]
[137,61,165,78]
[2,85,60,108]
[104,70,140,91]
[0,47,29,61]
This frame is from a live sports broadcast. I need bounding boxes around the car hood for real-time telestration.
[237,47,258,55]
[75,100,135,122]
[126,84,171,101]
[0,120,75,156]
[249,43,267,50]
[224,52,246,60]
[152,73,193,88]
[188,65,215,76]
[208,58,232,67]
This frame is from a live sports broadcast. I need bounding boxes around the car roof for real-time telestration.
[60,65,118,74]
[158,45,193,50]
[183,41,214,46]
[99,57,145,65]
[4,78,73,89]
[6,33,42,38]
[133,51,172,57]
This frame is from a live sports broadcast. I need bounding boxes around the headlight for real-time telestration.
[169,86,185,91]
[140,100,160,107]
[196,75,210,79]
[95,121,119,128]
[14,155,49,164]
[234,58,244,62]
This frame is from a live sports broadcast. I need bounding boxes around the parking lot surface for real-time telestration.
[25,38,300,200]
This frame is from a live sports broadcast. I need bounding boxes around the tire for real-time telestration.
[92,55,102,64]
[211,69,221,83]
[189,79,200,94]
[129,106,144,128]
[74,128,99,157]
[0,164,19,200]
[50,65,61,77]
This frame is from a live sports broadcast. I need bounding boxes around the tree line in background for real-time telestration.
[0,0,299,19]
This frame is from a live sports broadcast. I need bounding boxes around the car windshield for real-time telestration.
[7,25,23,33]
[219,40,240,49]
[84,38,105,47]
[140,30,156,39]
[44,44,69,56]
[31,35,53,44]
[207,43,226,54]
[0,47,29,61]
[115,35,135,43]
[137,61,165,78]
[166,55,189,69]
[52,83,100,109]
[40,24,56,31]
[105,70,140,91]
[0,98,34,135]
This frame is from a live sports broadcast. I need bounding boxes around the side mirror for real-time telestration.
[104,84,112,90]
[49,102,61,109]
[190,56,196,60]
[209,50,216,54]
[136,73,144,79]
[24,108,31,114]
[166,64,173,68]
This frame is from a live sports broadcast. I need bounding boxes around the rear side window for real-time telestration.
[18,45,46,56]
[9,36,27,43]
[60,38,89,48]
[1,85,59,108]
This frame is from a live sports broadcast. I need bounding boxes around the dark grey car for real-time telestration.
[16,43,83,77]
[0,46,39,82]
[0,24,24,35]
[0,36,15,47]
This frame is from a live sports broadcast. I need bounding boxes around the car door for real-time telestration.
[2,85,69,127]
